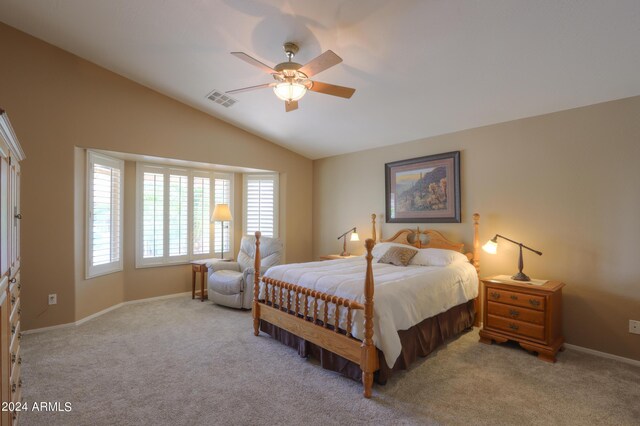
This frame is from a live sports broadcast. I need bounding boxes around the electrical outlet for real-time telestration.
[630,320,640,335]
[48,294,57,305]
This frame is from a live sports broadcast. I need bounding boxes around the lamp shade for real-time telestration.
[273,82,307,102]
[212,203,233,222]
[482,239,498,254]
[350,232,360,242]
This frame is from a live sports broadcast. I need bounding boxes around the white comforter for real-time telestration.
[262,257,478,368]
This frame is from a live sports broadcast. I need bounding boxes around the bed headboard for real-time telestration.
[370,213,480,275]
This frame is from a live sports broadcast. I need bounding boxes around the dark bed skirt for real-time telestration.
[259,299,476,385]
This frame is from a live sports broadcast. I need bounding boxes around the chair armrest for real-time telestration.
[242,266,275,292]
[207,261,241,275]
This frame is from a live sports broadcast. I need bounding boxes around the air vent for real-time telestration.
[206,90,238,108]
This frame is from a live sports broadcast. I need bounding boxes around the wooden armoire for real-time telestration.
[0,110,25,425]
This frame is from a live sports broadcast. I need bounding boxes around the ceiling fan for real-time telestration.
[227,42,356,112]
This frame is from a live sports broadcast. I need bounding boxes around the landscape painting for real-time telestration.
[385,151,461,223]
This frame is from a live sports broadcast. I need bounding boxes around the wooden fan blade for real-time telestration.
[299,50,342,77]
[309,81,356,99]
[230,52,275,74]
[285,100,298,112]
[226,83,275,94]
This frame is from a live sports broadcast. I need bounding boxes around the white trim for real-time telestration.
[75,301,125,326]
[21,322,76,335]
[564,343,640,368]
[123,291,191,306]
[23,292,192,335]
[0,111,26,161]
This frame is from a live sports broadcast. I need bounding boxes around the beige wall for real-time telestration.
[0,23,313,330]
[313,96,640,361]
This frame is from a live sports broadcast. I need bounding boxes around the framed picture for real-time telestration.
[385,151,461,223]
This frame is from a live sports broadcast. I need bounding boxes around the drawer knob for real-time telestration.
[509,309,520,318]
[11,353,15,363]
[11,325,15,334]
[11,383,16,393]
[529,299,540,307]
[490,291,500,300]
[11,296,15,305]
[510,295,518,300]
[508,323,520,331]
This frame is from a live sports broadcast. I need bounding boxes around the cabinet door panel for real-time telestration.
[0,278,9,425]
[0,155,8,276]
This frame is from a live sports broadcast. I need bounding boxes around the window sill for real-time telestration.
[135,256,232,269]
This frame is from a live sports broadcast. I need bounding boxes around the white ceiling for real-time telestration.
[1,1,639,159]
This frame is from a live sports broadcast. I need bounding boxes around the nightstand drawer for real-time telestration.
[487,301,544,325]
[486,314,545,341]
[486,288,545,311]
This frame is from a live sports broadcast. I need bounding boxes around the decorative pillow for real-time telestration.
[371,242,412,260]
[410,248,468,266]
[378,246,418,266]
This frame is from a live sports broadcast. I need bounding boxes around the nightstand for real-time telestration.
[479,276,565,362]
[191,258,233,301]
[319,254,358,261]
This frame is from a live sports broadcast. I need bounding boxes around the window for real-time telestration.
[214,176,232,254]
[87,151,124,278]
[136,164,233,267]
[243,174,278,238]
[192,174,210,255]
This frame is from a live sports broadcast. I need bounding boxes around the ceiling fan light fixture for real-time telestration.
[273,81,307,102]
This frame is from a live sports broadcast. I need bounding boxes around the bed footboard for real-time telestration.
[252,232,379,398]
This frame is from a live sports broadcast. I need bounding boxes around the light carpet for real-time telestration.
[20,296,640,425]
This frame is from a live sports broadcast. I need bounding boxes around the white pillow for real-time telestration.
[371,242,417,260]
[410,248,469,266]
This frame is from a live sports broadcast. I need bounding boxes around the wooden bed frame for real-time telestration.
[252,213,481,398]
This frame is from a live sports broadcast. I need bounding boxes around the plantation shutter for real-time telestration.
[244,174,278,238]
[214,176,232,254]
[87,151,123,278]
[168,172,189,258]
[142,168,164,259]
[192,175,211,255]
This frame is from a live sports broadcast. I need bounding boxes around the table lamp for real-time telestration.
[337,227,360,257]
[482,234,542,281]
[212,203,233,259]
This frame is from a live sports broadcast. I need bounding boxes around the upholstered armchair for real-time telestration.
[207,235,283,309]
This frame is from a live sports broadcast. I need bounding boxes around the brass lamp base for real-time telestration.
[511,271,531,281]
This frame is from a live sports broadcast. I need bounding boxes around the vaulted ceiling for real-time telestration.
[1,1,639,159]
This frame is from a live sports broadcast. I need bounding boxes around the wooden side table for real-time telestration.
[191,258,234,301]
[479,276,565,362]
[319,254,358,261]
[191,262,208,301]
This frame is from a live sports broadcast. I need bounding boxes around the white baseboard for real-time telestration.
[21,322,76,334]
[23,291,192,335]
[564,343,640,367]
[123,291,191,306]
[74,302,125,326]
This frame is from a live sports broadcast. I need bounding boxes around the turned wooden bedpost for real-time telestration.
[472,213,481,327]
[371,213,377,243]
[361,238,378,398]
[253,231,262,336]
